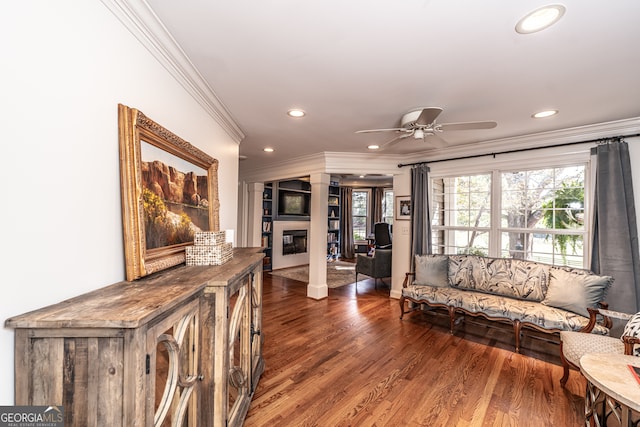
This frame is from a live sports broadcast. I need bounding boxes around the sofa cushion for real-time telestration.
[414,255,449,287]
[560,331,624,366]
[448,255,489,291]
[448,255,549,301]
[541,267,612,317]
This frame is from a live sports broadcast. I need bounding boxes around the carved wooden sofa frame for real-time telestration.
[399,255,613,353]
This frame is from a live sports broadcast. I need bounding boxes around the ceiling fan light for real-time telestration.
[263,147,274,152]
[367,144,380,150]
[532,109,558,118]
[516,5,565,34]
[414,129,425,139]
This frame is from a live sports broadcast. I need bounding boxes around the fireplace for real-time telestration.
[272,220,310,270]
[282,230,307,255]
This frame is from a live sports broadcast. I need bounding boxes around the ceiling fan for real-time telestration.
[355,107,497,150]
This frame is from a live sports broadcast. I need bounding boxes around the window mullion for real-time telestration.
[489,169,501,257]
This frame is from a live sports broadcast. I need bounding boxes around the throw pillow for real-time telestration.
[541,268,613,317]
[622,312,640,356]
[414,255,449,287]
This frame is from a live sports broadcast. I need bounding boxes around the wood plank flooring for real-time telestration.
[244,270,587,426]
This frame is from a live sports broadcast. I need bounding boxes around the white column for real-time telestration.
[246,182,265,248]
[307,173,330,299]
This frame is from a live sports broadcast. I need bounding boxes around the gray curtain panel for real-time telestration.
[372,187,384,225]
[591,141,640,324]
[340,186,354,259]
[411,164,431,262]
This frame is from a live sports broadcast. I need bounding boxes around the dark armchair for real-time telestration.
[373,222,392,249]
[355,248,392,289]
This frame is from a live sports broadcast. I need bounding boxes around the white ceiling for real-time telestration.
[146,1,640,174]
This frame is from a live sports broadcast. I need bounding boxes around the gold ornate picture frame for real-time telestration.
[118,104,220,280]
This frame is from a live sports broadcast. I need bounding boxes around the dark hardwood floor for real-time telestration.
[244,268,587,426]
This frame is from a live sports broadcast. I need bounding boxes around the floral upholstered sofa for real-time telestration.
[399,254,613,353]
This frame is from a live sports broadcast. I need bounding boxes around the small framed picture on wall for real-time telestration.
[396,196,411,220]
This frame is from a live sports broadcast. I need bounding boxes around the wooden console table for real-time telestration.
[580,353,640,427]
[5,247,264,427]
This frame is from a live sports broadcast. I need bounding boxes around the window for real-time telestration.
[501,166,585,267]
[352,190,370,242]
[431,164,587,267]
[382,189,394,225]
[432,174,491,256]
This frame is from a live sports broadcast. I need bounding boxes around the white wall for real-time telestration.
[0,2,239,404]
[390,169,412,299]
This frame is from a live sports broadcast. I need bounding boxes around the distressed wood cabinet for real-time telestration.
[5,248,264,427]
[199,249,265,427]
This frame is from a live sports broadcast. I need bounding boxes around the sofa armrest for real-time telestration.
[402,272,415,288]
[623,336,640,355]
[581,303,613,333]
[598,308,632,321]
[355,254,375,272]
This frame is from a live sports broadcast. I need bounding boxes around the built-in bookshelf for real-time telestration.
[327,181,341,260]
[277,178,311,219]
[262,183,273,270]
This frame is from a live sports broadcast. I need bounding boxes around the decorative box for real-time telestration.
[193,230,227,246]
[186,242,233,266]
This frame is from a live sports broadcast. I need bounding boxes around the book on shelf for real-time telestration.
[262,221,271,232]
[262,236,269,248]
[329,220,340,230]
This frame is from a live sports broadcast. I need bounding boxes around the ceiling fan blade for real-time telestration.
[415,107,443,126]
[424,133,448,148]
[379,132,413,151]
[355,127,406,134]
[438,121,497,131]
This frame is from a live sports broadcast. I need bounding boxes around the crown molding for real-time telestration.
[401,117,640,165]
[101,0,245,143]
[239,151,407,183]
[239,152,328,183]
[323,152,404,175]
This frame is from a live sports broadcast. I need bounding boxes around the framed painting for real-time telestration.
[118,104,220,280]
[395,195,411,220]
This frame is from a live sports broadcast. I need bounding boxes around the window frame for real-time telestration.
[382,188,394,225]
[427,145,592,267]
[352,189,372,243]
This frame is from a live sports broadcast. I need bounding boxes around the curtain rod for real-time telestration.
[397,132,640,168]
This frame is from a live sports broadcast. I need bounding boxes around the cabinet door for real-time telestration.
[147,298,200,427]
[227,275,252,426]
[250,269,265,391]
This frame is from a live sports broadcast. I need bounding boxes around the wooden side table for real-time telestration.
[580,353,640,427]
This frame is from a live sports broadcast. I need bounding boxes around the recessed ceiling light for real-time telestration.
[368,145,380,150]
[532,109,559,118]
[287,109,306,118]
[263,147,274,152]
[516,5,566,34]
